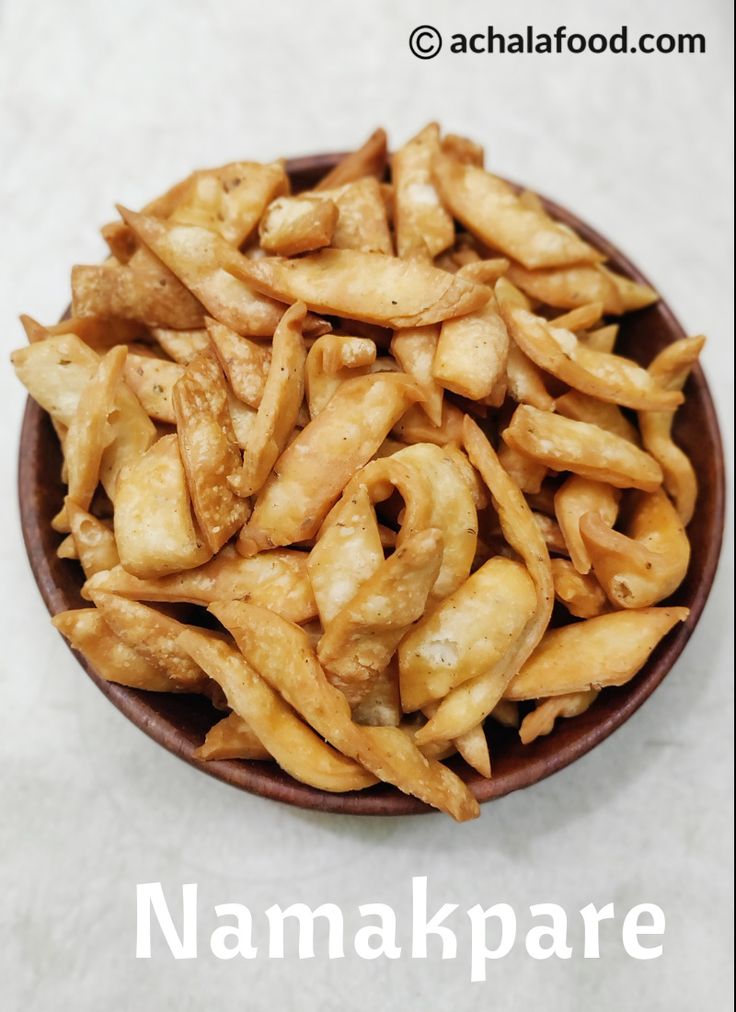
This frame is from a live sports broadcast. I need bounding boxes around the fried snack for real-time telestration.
[415,418,553,745]
[205,319,271,407]
[152,327,209,364]
[554,476,621,574]
[65,345,127,512]
[13,125,705,819]
[580,489,690,608]
[83,545,316,622]
[390,325,443,426]
[66,502,119,578]
[171,161,288,245]
[20,314,148,349]
[551,302,604,332]
[317,177,393,254]
[119,208,312,338]
[433,154,602,269]
[97,380,157,501]
[195,712,271,761]
[228,303,306,496]
[173,350,249,551]
[399,556,536,712]
[581,323,619,354]
[238,373,422,553]
[307,484,384,626]
[12,333,98,427]
[71,261,205,330]
[90,592,206,687]
[519,691,599,744]
[503,405,663,491]
[441,133,484,166]
[259,195,338,256]
[223,248,491,329]
[551,558,610,618]
[178,628,378,792]
[53,608,183,692]
[113,434,211,578]
[393,399,465,446]
[391,443,478,602]
[305,334,376,418]
[497,442,547,495]
[392,123,454,259]
[501,307,682,411]
[639,336,704,525]
[210,603,479,820]
[123,353,183,423]
[351,659,402,727]
[433,286,508,401]
[314,127,387,190]
[506,263,624,313]
[505,607,689,700]
[554,390,639,444]
[317,528,444,706]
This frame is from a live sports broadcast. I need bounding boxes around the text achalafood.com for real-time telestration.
[447,25,706,56]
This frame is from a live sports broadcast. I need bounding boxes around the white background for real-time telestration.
[0,1,732,1009]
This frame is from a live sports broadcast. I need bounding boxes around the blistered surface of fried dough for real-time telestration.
[98,381,157,502]
[206,318,271,407]
[391,443,478,603]
[507,263,624,312]
[318,177,393,254]
[259,194,337,256]
[239,373,422,552]
[504,405,663,491]
[65,346,127,512]
[90,592,205,687]
[554,475,621,575]
[71,262,204,329]
[171,160,288,246]
[505,607,689,700]
[152,327,209,364]
[497,442,547,495]
[580,489,690,609]
[123,353,183,423]
[11,333,99,427]
[119,209,291,336]
[555,389,639,444]
[317,529,443,705]
[305,335,376,418]
[223,247,491,329]
[229,303,306,497]
[393,123,454,259]
[113,434,211,578]
[399,556,536,712]
[640,336,704,525]
[308,485,384,627]
[178,629,378,792]
[433,289,508,401]
[67,503,119,578]
[503,307,682,411]
[416,417,553,745]
[210,603,479,820]
[84,545,316,622]
[173,351,249,552]
[52,609,180,692]
[433,153,602,270]
[390,325,443,426]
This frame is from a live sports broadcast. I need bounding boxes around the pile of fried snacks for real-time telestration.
[12,124,702,821]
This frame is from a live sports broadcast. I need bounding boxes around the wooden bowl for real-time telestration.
[18,153,725,816]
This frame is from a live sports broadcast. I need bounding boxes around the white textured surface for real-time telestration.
[0,1,732,1008]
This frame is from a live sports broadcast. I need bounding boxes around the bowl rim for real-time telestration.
[17,151,726,817]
